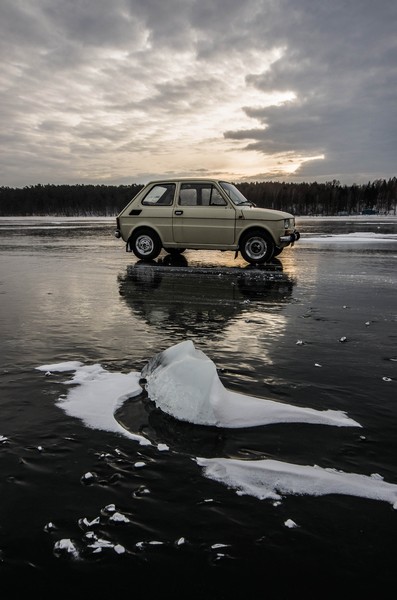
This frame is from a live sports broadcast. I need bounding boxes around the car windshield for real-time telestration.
[219,181,253,206]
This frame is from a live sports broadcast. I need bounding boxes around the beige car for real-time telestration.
[115,179,300,264]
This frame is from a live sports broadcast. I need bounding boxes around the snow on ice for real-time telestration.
[36,340,397,509]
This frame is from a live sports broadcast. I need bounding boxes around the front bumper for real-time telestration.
[114,229,121,239]
[279,230,300,244]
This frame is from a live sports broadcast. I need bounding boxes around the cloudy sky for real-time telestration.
[1,0,396,188]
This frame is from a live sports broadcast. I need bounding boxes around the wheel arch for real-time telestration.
[237,225,276,247]
[127,225,163,249]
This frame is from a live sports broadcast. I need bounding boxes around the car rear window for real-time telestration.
[141,184,176,206]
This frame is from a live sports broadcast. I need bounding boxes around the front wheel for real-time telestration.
[130,229,161,260]
[239,231,275,264]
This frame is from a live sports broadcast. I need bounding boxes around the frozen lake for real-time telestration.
[0,215,396,596]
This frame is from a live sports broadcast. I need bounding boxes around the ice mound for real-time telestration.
[141,340,361,429]
[196,457,397,508]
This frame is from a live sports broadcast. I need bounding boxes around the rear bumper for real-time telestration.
[279,230,300,244]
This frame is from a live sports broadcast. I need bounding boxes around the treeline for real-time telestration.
[238,178,397,215]
[0,178,396,216]
[0,183,144,216]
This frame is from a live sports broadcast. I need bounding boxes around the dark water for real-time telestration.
[0,216,396,597]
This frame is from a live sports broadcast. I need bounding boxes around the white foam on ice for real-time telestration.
[141,340,361,428]
[196,457,397,508]
[36,362,150,445]
[38,361,84,372]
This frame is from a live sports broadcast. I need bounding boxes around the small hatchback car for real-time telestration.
[115,179,300,264]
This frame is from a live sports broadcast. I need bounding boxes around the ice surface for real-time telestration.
[302,232,397,242]
[196,457,397,508]
[141,340,361,428]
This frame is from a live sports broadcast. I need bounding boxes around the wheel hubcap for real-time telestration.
[136,235,153,255]
[246,237,267,259]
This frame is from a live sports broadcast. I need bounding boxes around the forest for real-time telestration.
[0,178,396,216]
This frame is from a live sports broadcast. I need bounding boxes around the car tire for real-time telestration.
[130,229,161,261]
[272,246,283,257]
[239,230,275,264]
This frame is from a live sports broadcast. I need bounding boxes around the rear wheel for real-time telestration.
[130,229,161,260]
[239,230,275,264]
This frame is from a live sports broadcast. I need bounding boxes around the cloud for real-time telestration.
[0,0,396,186]
[226,0,397,182]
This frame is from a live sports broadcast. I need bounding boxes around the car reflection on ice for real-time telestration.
[118,258,295,335]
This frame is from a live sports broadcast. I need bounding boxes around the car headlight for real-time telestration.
[284,218,291,229]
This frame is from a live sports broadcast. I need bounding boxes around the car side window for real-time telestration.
[179,184,227,206]
[179,187,197,206]
[202,187,226,206]
[141,184,175,206]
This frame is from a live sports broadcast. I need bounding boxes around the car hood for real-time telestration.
[239,206,293,220]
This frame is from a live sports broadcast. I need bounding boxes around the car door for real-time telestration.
[172,183,236,245]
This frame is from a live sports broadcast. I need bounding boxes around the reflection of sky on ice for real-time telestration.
[37,340,397,509]
[220,310,290,365]
[301,232,397,243]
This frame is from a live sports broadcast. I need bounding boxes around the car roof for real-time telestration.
[145,178,230,185]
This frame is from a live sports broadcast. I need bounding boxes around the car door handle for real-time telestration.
[174,210,183,215]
